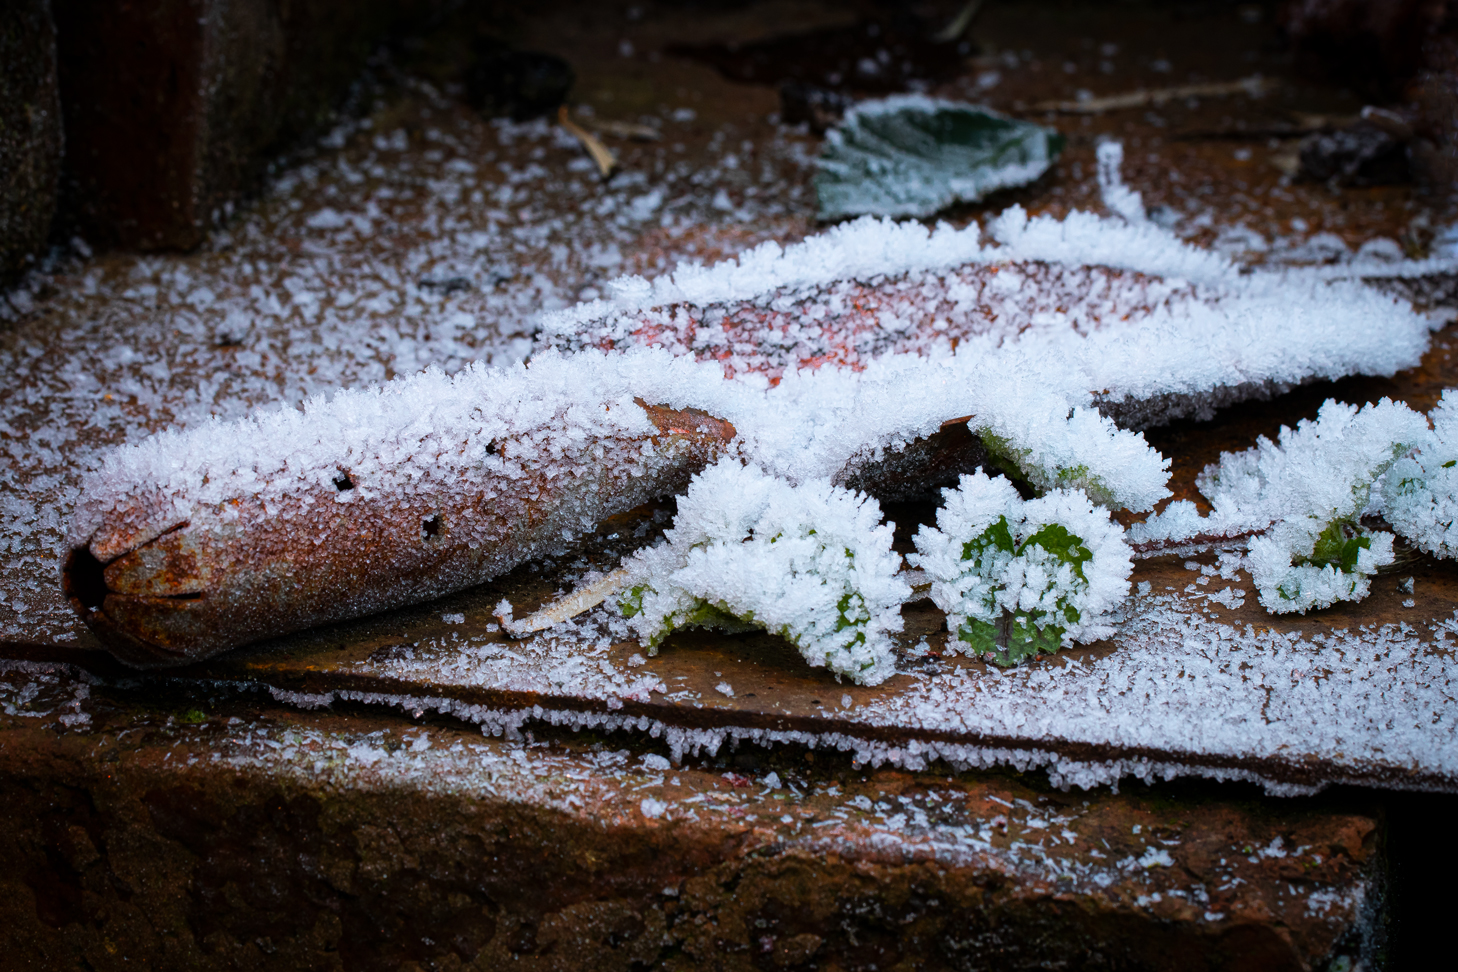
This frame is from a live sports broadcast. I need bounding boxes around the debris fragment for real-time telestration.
[668,18,960,95]
[1297,111,1411,185]
[778,82,854,134]
[498,567,633,637]
[464,40,575,121]
[589,118,661,141]
[933,0,987,44]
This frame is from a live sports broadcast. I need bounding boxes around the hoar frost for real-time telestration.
[1174,399,1429,613]
[1383,389,1458,559]
[911,472,1133,666]
[618,462,909,685]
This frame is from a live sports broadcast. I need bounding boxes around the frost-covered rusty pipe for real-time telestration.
[63,355,737,668]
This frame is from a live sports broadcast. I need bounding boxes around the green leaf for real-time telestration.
[1304,519,1371,574]
[1021,522,1093,581]
[957,610,1067,667]
[619,584,647,618]
[961,514,1016,561]
[952,519,1093,666]
[815,98,1064,220]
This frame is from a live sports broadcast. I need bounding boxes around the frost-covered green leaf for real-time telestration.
[618,461,909,685]
[1194,398,1427,614]
[910,471,1132,667]
[975,403,1169,512]
[1247,518,1394,614]
[1383,389,1458,559]
[815,95,1064,221]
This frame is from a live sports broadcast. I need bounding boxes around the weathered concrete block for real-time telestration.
[0,663,1385,970]
[0,0,62,288]
[51,0,436,252]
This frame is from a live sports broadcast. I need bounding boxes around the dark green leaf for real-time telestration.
[815,97,1063,220]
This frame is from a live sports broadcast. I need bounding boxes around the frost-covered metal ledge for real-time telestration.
[103,571,1448,798]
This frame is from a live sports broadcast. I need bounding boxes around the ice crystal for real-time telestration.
[911,471,1133,665]
[619,461,908,685]
[1383,389,1458,559]
[1199,399,1428,613]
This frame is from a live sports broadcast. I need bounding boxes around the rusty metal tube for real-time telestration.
[63,356,736,668]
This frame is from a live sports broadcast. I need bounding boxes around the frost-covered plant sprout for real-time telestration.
[911,471,1133,667]
[617,461,910,686]
[1384,390,1458,559]
[1185,399,1430,614]
[969,401,1168,512]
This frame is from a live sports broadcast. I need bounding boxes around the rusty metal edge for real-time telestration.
[5,639,1455,796]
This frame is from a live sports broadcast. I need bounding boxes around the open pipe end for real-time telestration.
[62,545,196,670]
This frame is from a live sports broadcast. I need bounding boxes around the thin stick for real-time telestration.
[934,0,986,43]
[591,119,661,141]
[499,566,634,637]
[1032,75,1273,114]
[902,567,932,597]
[558,106,618,178]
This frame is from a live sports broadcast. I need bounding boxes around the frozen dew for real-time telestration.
[618,461,909,685]
[1384,388,1458,559]
[912,472,1133,666]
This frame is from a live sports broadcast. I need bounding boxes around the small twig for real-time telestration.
[901,567,932,597]
[497,566,633,637]
[1032,75,1273,114]
[558,105,618,178]
[1171,109,1359,141]
[590,119,661,141]
[934,0,986,43]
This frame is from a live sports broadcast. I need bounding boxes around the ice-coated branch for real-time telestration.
[911,471,1133,666]
[618,461,909,685]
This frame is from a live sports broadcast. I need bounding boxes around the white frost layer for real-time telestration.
[748,350,1171,510]
[1131,398,1431,546]
[912,472,1133,655]
[1384,389,1458,559]
[74,333,1174,568]
[1248,526,1395,615]
[70,347,738,548]
[331,578,1458,796]
[620,462,908,685]
[540,208,1434,419]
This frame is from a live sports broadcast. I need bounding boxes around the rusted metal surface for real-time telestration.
[63,403,735,669]
[24,323,1458,794]
[2,0,1455,789]
[0,663,1386,971]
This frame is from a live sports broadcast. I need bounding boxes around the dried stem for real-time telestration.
[1032,76,1272,114]
[559,106,618,178]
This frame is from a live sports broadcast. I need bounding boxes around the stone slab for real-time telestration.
[0,0,62,287]
[50,0,438,251]
[0,661,1384,971]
